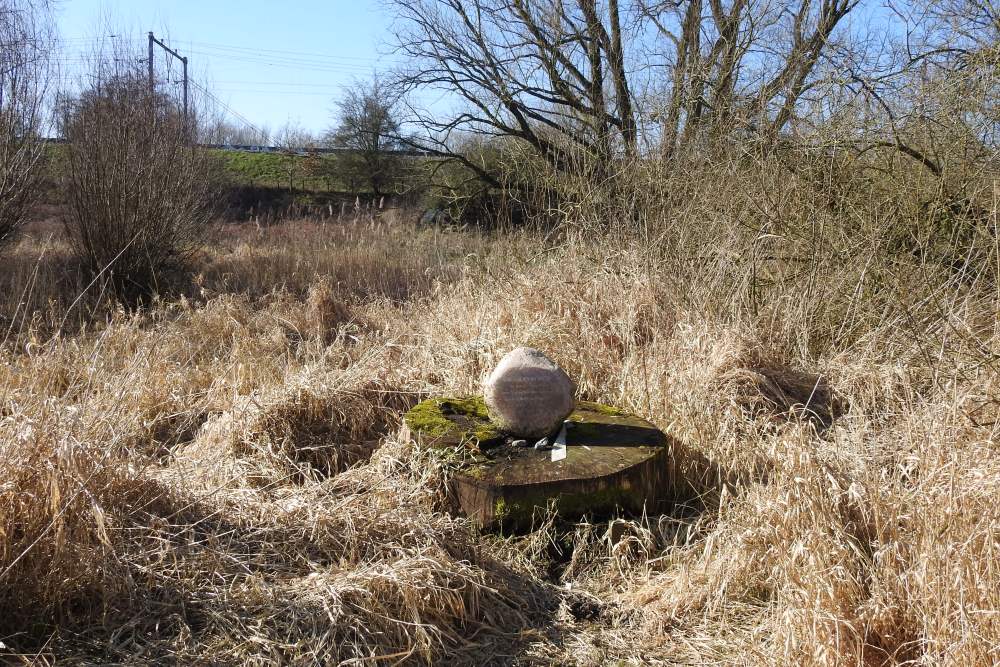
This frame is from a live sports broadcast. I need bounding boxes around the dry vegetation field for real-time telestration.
[3,0,999,662]
[2,162,998,664]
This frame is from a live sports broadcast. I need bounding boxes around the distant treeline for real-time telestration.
[44,137,428,158]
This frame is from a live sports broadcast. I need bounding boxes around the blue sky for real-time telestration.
[53,0,399,137]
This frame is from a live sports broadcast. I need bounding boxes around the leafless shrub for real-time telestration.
[199,118,270,146]
[327,75,404,198]
[60,45,221,305]
[0,0,51,249]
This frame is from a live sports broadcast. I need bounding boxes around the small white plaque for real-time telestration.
[551,422,567,462]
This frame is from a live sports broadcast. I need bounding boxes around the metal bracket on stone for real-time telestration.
[551,422,567,462]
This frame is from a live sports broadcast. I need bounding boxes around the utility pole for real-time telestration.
[182,56,188,128]
[147,32,190,137]
[147,32,154,94]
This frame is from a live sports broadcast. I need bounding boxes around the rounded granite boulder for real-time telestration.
[483,347,575,439]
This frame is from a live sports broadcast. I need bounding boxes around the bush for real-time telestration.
[0,0,51,249]
[61,66,221,304]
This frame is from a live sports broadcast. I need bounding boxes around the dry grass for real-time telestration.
[0,194,998,664]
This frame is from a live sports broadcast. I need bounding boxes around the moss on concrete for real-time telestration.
[494,497,513,521]
[575,401,627,416]
[403,397,503,449]
[470,422,502,444]
[439,396,490,420]
[403,398,458,438]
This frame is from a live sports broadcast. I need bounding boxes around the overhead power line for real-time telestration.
[189,79,268,139]
[181,39,384,63]
[54,35,386,64]
[55,53,377,76]
[212,80,347,87]
[53,32,407,138]
[212,89,340,96]
[55,35,383,62]
[181,51,376,74]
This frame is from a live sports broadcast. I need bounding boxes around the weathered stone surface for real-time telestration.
[483,347,575,438]
[399,396,503,449]
[401,398,674,532]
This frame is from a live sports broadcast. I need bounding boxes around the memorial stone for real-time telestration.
[484,347,575,438]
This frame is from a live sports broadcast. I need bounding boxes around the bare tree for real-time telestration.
[274,120,317,151]
[327,76,403,198]
[199,119,269,146]
[807,0,1000,186]
[639,0,859,156]
[0,0,52,249]
[389,0,860,178]
[389,0,637,180]
[61,45,221,304]
[267,121,319,192]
